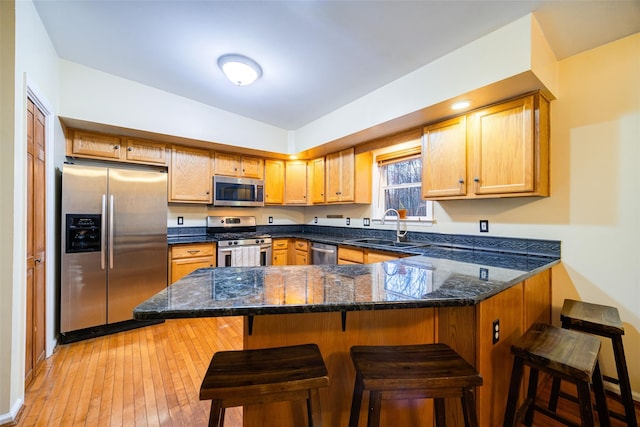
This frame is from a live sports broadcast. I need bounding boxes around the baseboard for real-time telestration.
[0,397,23,427]
[59,319,165,344]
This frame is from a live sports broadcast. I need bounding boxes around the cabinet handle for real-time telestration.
[187,250,201,254]
[127,147,133,151]
[474,177,479,183]
[113,145,120,150]
[458,178,464,184]
[35,258,42,263]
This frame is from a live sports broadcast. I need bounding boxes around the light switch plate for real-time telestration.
[177,216,183,225]
[363,218,370,226]
[480,220,489,232]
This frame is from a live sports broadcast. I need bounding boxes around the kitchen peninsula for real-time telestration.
[135,246,559,427]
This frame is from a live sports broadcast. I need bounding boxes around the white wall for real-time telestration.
[426,34,640,393]
[58,61,290,154]
[294,14,557,152]
[0,0,61,423]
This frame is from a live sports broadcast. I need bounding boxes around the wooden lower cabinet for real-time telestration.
[272,239,289,265]
[294,239,309,265]
[438,270,551,426]
[240,269,550,426]
[169,243,216,284]
[338,246,401,264]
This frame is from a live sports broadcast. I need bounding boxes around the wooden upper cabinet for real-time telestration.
[214,152,264,179]
[169,145,212,203]
[422,116,467,198]
[310,157,326,204]
[68,130,123,160]
[422,92,550,200]
[469,95,537,195]
[125,138,167,165]
[326,148,354,202]
[264,159,284,204]
[325,148,372,204]
[284,160,308,204]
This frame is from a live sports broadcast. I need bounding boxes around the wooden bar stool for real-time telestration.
[503,323,611,427]
[548,299,637,427]
[199,343,329,427]
[348,343,483,427]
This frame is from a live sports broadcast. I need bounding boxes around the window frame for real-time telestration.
[373,141,434,224]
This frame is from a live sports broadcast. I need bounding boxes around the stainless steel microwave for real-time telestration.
[212,176,264,207]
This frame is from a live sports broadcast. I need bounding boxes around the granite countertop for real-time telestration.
[134,254,559,320]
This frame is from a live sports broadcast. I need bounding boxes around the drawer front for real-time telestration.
[273,239,289,250]
[171,243,215,259]
[338,247,364,263]
[295,240,308,251]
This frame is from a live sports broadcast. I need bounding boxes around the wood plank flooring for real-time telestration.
[16,317,639,427]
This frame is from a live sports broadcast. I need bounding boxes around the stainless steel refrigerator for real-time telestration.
[60,163,168,336]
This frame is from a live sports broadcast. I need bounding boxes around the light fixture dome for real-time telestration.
[217,54,262,86]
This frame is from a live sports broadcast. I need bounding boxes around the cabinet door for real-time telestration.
[365,251,399,264]
[125,139,167,165]
[264,159,284,204]
[295,251,308,265]
[285,160,308,204]
[272,249,288,266]
[422,116,467,198]
[214,152,241,176]
[470,95,534,195]
[310,157,325,204]
[70,130,122,160]
[326,148,354,202]
[338,246,364,264]
[171,258,214,283]
[169,146,212,203]
[241,156,264,179]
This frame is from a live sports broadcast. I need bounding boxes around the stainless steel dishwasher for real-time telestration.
[311,242,337,265]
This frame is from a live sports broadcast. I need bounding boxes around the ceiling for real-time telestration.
[34,1,640,131]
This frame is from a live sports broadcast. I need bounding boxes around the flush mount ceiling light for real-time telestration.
[217,54,262,86]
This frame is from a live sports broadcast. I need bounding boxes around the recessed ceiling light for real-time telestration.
[452,100,471,110]
[217,54,262,86]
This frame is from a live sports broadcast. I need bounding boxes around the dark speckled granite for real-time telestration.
[168,225,561,258]
[134,254,559,320]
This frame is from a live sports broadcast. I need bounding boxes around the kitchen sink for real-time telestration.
[345,238,429,248]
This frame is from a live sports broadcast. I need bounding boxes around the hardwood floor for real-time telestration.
[18,318,243,427]
[17,317,639,426]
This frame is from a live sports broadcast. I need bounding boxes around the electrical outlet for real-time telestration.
[346,217,351,226]
[480,219,489,232]
[492,319,500,344]
[177,216,183,225]
[268,216,273,224]
[314,216,318,223]
[479,268,489,281]
[363,218,370,226]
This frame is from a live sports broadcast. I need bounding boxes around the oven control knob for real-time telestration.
[227,242,233,246]
[233,241,238,245]
[255,239,260,244]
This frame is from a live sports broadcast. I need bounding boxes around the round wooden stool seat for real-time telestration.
[548,299,637,426]
[199,343,329,427]
[503,323,611,427]
[348,343,483,427]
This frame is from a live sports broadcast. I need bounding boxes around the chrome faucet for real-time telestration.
[381,208,407,242]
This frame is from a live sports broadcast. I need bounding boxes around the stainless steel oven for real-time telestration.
[217,237,272,267]
[207,216,272,267]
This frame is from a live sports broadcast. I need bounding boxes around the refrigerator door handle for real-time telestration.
[109,194,114,269]
[101,194,107,270]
